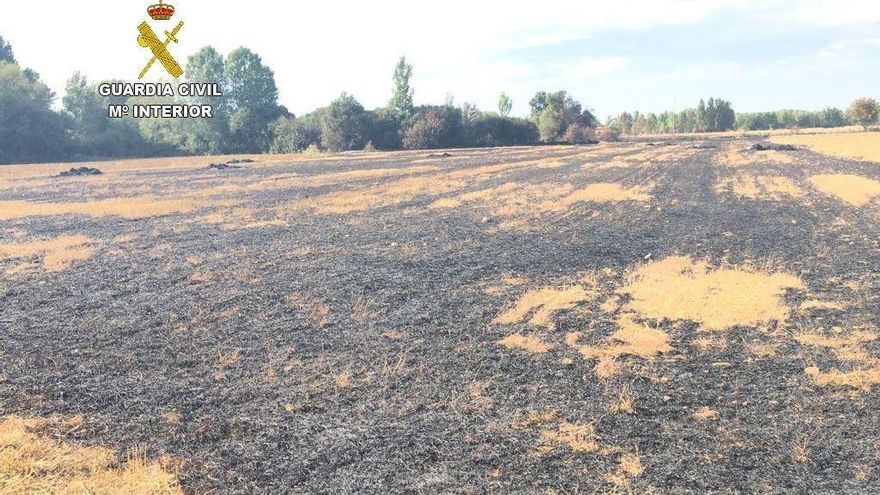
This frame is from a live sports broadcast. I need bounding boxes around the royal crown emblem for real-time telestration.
[147,1,175,21]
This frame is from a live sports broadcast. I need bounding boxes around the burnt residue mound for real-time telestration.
[748,142,797,151]
[207,159,255,170]
[57,167,102,177]
[206,163,240,170]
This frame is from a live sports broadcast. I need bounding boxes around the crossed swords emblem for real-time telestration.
[137,20,184,79]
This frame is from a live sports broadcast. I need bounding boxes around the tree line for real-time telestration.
[0,34,583,164]
[1,32,878,164]
[608,97,879,135]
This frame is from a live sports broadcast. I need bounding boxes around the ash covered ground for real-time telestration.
[1,139,879,493]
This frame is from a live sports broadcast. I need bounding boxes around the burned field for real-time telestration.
[1,138,880,493]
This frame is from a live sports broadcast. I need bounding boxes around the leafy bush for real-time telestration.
[529,90,596,142]
[320,93,368,151]
[403,106,462,149]
[595,126,620,142]
[0,61,70,164]
[269,114,321,153]
[364,109,402,150]
[461,114,538,147]
[562,123,596,144]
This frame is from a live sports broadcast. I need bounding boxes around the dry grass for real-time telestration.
[428,179,649,231]
[800,300,845,311]
[797,328,880,390]
[804,366,880,389]
[543,183,651,210]
[351,296,384,323]
[747,343,778,358]
[716,146,795,167]
[333,370,352,390]
[605,452,644,487]
[693,336,727,351]
[284,292,330,329]
[497,333,554,354]
[771,132,880,162]
[794,330,876,351]
[539,422,599,453]
[195,207,285,230]
[0,415,181,494]
[428,182,521,210]
[163,412,182,425]
[0,235,97,272]
[791,436,811,463]
[292,159,556,215]
[622,256,804,331]
[809,174,880,207]
[609,386,636,414]
[0,150,415,181]
[292,154,592,216]
[248,165,441,193]
[512,409,559,431]
[293,174,468,214]
[716,175,805,200]
[482,274,528,295]
[0,196,207,221]
[492,284,594,329]
[693,407,720,421]
[578,315,673,378]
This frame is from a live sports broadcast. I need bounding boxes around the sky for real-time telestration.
[2,0,879,119]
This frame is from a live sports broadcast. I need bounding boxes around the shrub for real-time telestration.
[562,123,596,144]
[595,126,620,142]
[364,109,401,150]
[530,90,597,142]
[320,92,368,151]
[461,114,539,147]
[303,143,321,156]
[402,107,462,149]
[269,114,321,153]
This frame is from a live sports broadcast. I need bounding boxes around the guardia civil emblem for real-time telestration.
[137,2,184,79]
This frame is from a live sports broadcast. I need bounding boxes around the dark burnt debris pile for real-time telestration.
[57,166,103,177]
[1,137,879,494]
[749,142,798,151]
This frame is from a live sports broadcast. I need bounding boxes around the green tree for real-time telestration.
[402,106,462,149]
[714,99,736,131]
[0,61,68,163]
[0,35,14,63]
[225,47,284,151]
[182,47,230,154]
[321,92,368,151]
[631,111,646,135]
[187,47,226,91]
[646,113,659,134]
[365,108,402,150]
[696,99,707,132]
[62,73,146,158]
[461,114,538,147]
[529,90,595,142]
[613,111,633,134]
[819,107,847,128]
[498,92,512,116]
[270,113,321,153]
[847,97,879,131]
[389,56,414,122]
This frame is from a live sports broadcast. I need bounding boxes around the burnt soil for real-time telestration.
[2,139,880,494]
